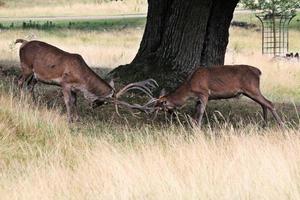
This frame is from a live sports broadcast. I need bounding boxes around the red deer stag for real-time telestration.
[15,39,157,122]
[153,65,284,127]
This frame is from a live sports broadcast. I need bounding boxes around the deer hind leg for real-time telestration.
[261,104,268,127]
[193,94,208,126]
[26,75,38,101]
[18,63,33,90]
[245,91,283,127]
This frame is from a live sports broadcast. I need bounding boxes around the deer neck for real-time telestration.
[167,84,190,107]
[80,74,114,102]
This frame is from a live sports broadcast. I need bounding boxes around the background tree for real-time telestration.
[110,0,239,90]
[240,0,300,56]
[240,0,300,15]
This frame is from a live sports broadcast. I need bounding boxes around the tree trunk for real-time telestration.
[109,0,239,90]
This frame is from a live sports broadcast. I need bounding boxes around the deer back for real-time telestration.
[189,65,261,95]
[19,40,114,100]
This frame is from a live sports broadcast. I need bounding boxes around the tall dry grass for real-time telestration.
[0,24,300,199]
[0,91,300,199]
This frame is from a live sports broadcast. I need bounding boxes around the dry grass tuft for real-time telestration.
[1,92,300,199]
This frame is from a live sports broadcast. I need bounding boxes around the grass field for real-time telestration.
[1,2,300,199]
[233,12,300,31]
[0,0,147,17]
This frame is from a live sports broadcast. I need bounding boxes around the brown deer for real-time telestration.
[153,65,284,127]
[15,39,156,122]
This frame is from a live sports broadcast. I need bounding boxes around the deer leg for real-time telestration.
[62,87,75,123]
[18,72,32,90]
[70,90,78,121]
[193,96,208,126]
[263,98,283,127]
[27,76,38,102]
[261,105,268,127]
[18,64,33,90]
[245,92,283,127]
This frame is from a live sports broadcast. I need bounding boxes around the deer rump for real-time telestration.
[16,39,158,122]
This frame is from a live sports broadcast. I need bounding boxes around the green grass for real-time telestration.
[233,12,300,31]
[0,0,146,8]
[0,17,146,31]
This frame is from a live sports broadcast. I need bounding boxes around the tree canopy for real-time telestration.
[240,0,300,15]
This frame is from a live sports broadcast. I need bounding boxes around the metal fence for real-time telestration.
[256,13,296,56]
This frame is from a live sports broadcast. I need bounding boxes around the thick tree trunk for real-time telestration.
[200,0,239,66]
[109,0,239,90]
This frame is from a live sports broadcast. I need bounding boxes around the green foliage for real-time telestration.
[240,0,300,15]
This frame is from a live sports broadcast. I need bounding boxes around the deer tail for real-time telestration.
[15,39,28,44]
[248,65,262,76]
[254,68,262,76]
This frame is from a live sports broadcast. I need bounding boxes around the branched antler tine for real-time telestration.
[139,79,158,90]
[150,79,159,87]
[132,104,152,114]
[115,100,148,113]
[117,86,153,99]
[122,86,153,98]
[131,103,154,113]
[116,79,158,98]
[115,83,136,98]
[143,81,156,89]
[146,79,159,88]
[131,81,155,92]
[116,83,153,98]
[114,100,121,117]
[113,100,140,118]
[143,98,158,107]
[130,79,158,90]
[152,109,159,121]
[128,85,153,95]
[145,82,157,90]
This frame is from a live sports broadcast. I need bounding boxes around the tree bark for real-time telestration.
[109,0,239,90]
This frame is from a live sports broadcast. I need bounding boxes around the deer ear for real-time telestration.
[109,79,114,88]
[159,88,166,98]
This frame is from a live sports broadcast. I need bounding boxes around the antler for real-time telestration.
[115,79,158,99]
[114,99,154,115]
[112,79,159,117]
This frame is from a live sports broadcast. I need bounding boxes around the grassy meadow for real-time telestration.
[0,0,147,17]
[1,2,300,199]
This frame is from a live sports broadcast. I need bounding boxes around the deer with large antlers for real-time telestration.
[152,65,284,127]
[15,39,157,122]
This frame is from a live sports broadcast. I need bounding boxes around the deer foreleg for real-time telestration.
[70,91,78,121]
[193,96,208,126]
[62,87,77,123]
